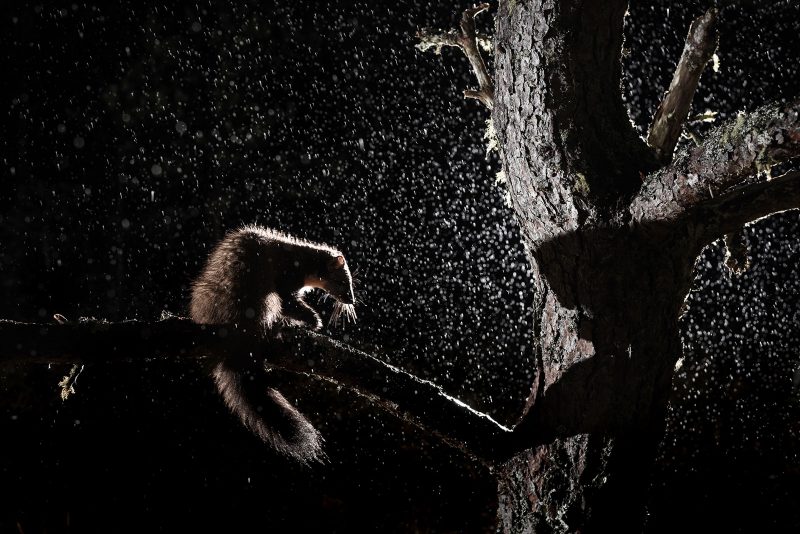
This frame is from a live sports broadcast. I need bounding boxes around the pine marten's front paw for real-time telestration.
[283,298,323,331]
[306,310,323,331]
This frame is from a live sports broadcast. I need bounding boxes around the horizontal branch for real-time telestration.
[647,8,718,164]
[631,97,800,234]
[693,169,800,240]
[0,318,516,463]
[416,3,494,109]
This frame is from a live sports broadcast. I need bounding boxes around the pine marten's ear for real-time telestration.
[327,255,345,270]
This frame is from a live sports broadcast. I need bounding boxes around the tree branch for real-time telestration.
[692,169,800,240]
[0,317,515,464]
[631,97,800,237]
[416,3,494,109]
[647,8,718,164]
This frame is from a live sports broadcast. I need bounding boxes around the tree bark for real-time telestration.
[492,1,716,531]
[646,8,718,164]
[0,317,512,463]
[6,2,800,530]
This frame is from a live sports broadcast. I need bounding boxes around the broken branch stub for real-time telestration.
[647,8,719,164]
[416,3,494,109]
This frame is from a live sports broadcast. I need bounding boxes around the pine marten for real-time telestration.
[189,225,356,462]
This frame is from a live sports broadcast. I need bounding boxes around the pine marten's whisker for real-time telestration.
[344,303,357,323]
[330,301,344,326]
[189,224,356,463]
[328,301,357,327]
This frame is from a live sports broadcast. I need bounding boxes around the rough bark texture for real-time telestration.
[489,1,778,531]
[632,98,800,233]
[487,0,800,530]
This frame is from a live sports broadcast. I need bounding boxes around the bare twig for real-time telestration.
[647,8,718,164]
[416,3,495,109]
[631,97,800,237]
[0,317,515,463]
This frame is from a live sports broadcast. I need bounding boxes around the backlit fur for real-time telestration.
[189,225,355,462]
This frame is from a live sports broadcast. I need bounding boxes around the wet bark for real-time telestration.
[487,0,800,528]
[492,1,714,531]
[646,8,718,164]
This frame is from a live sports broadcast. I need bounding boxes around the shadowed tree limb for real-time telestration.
[691,170,800,241]
[0,317,517,464]
[271,328,520,463]
[416,3,494,109]
[647,8,719,164]
[631,97,800,234]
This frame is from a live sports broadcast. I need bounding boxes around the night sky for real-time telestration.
[2,1,799,532]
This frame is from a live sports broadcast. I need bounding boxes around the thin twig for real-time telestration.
[416,3,495,109]
[647,8,718,164]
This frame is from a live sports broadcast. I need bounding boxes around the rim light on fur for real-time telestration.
[330,301,357,326]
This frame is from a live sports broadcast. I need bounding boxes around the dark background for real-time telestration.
[1,0,798,532]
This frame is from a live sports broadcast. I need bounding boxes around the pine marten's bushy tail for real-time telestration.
[211,360,323,463]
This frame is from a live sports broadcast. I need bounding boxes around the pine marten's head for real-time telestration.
[320,253,354,304]
[306,252,357,325]
[305,252,355,303]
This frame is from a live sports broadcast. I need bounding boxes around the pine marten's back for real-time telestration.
[188,225,356,462]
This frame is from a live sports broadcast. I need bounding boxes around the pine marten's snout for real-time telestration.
[305,256,355,306]
[338,287,355,305]
[322,254,355,305]
[324,280,354,305]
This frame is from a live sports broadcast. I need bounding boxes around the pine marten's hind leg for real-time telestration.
[280,293,322,330]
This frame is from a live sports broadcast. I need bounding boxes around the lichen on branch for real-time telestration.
[632,97,800,237]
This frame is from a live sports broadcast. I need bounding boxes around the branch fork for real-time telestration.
[636,7,800,246]
[647,8,719,164]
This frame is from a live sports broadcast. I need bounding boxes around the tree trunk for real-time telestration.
[492,1,696,530]
[494,231,697,531]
